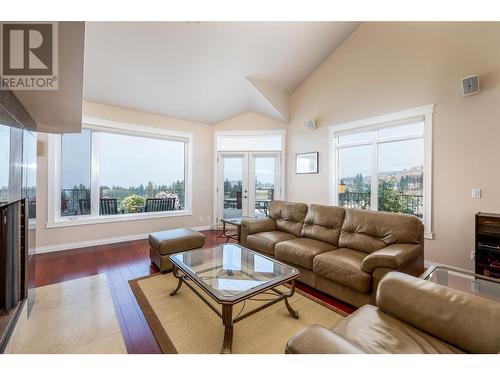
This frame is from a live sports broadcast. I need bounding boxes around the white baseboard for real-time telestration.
[36,225,215,254]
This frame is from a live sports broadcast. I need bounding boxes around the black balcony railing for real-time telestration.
[61,188,91,216]
[0,188,8,206]
[339,191,423,218]
[339,192,371,210]
[223,180,274,214]
[61,187,185,216]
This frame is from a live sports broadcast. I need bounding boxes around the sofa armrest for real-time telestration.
[361,243,422,273]
[285,324,364,354]
[241,217,276,235]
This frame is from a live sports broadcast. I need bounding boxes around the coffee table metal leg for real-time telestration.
[221,304,233,354]
[284,281,299,319]
[170,265,184,296]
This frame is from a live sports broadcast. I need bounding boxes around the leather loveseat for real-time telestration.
[285,272,500,353]
[241,201,424,307]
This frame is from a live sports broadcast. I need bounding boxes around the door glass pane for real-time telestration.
[99,132,185,215]
[338,145,371,209]
[254,157,275,218]
[61,130,91,216]
[223,156,243,219]
[0,125,10,205]
[378,138,423,217]
[378,121,423,138]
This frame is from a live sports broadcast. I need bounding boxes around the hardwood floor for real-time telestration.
[36,238,160,353]
[35,230,354,354]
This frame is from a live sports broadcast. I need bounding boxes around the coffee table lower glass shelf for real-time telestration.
[169,243,300,353]
[421,264,500,302]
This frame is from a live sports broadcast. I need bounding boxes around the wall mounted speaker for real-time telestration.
[304,118,317,130]
[461,74,480,96]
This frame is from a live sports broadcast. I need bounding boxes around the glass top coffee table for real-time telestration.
[169,243,300,354]
[421,265,500,303]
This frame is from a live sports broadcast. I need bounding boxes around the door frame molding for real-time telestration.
[213,130,286,227]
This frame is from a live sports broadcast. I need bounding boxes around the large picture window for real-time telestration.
[330,105,433,239]
[49,121,192,226]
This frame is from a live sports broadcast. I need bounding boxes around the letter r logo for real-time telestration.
[2,23,53,75]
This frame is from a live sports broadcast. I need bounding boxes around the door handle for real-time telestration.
[244,196,247,199]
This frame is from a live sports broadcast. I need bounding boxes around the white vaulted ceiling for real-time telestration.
[84,22,359,124]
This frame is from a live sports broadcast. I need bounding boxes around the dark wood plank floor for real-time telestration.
[35,230,354,354]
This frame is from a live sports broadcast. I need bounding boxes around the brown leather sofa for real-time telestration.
[285,272,500,353]
[241,200,424,307]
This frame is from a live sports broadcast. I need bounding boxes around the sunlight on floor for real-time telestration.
[5,274,127,354]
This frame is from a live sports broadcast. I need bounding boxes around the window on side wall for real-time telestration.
[330,105,433,239]
[49,124,191,226]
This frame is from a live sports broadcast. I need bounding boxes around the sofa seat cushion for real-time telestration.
[246,231,297,256]
[275,238,336,270]
[333,305,464,354]
[313,248,371,293]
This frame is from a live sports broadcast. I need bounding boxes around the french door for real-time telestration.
[217,151,281,221]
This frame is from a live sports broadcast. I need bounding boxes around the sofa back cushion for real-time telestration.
[338,208,423,253]
[377,272,500,353]
[269,200,308,237]
[301,204,345,246]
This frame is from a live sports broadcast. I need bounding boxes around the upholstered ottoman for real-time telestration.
[149,228,205,272]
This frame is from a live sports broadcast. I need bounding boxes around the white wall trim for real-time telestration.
[212,133,219,226]
[45,210,194,228]
[36,225,214,254]
[82,116,193,141]
[46,133,59,229]
[329,104,434,134]
[422,108,434,240]
[328,104,435,240]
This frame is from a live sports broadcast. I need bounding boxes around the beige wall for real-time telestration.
[287,22,500,270]
[36,101,214,249]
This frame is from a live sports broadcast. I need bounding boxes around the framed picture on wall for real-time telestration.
[296,152,319,174]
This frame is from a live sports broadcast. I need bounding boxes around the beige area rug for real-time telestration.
[6,274,127,354]
[130,273,347,354]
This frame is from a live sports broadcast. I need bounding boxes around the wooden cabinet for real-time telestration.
[475,213,500,279]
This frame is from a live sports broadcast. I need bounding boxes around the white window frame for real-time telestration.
[213,130,286,225]
[329,104,434,239]
[47,117,193,228]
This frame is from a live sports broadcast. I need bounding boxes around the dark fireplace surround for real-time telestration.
[0,90,37,352]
